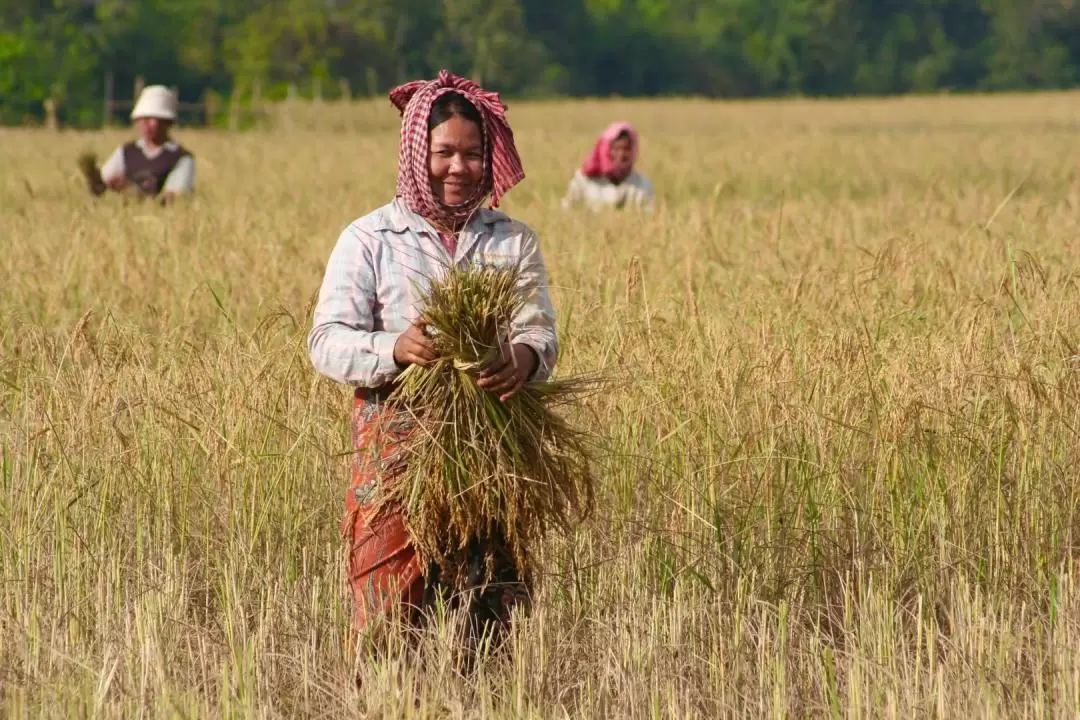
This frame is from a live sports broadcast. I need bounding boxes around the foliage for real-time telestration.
[8,0,1080,124]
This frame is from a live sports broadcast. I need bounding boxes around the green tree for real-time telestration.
[428,0,546,91]
[981,0,1074,89]
[7,0,1080,125]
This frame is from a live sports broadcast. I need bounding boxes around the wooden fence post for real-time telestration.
[205,93,217,128]
[44,98,58,131]
[229,92,239,131]
[285,84,297,131]
[103,71,114,128]
[134,75,145,100]
[339,77,352,103]
[252,79,262,130]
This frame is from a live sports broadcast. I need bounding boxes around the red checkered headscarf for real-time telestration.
[581,122,639,182]
[389,70,525,229]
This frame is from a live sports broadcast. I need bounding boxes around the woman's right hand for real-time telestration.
[393,320,436,368]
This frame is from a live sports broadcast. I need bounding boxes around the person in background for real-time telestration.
[79,85,195,204]
[561,121,654,212]
[307,70,557,646]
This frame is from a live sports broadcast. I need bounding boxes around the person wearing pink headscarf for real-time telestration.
[561,122,655,212]
[307,70,558,645]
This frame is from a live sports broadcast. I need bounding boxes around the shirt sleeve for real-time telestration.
[509,229,559,382]
[99,146,125,182]
[307,224,404,388]
[560,172,585,209]
[162,155,195,194]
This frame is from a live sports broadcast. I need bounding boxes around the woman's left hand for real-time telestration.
[477,343,537,402]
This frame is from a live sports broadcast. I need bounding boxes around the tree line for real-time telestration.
[4,0,1080,126]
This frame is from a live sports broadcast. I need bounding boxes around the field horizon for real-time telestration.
[4,92,1080,718]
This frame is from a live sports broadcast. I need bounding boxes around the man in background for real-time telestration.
[79,85,195,204]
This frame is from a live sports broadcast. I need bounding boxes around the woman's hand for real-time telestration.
[477,343,537,402]
[393,320,436,368]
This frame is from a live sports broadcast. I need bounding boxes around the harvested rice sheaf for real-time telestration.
[76,152,107,196]
[76,152,98,175]
[380,263,597,584]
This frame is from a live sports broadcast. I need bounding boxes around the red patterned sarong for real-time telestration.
[342,386,531,635]
[342,387,424,630]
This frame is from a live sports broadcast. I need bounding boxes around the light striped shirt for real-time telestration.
[308,198,558,389]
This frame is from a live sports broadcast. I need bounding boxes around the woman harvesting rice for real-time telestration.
[307,71,558,638]
[561,122,655,212]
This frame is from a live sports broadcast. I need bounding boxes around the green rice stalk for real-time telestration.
[375,263,597,586]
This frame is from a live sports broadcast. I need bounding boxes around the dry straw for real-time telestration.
[375,263,597,585]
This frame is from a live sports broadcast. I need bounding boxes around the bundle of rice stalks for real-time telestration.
[76,152,106,196]
[76,151,98,176]
[380,263,597,585]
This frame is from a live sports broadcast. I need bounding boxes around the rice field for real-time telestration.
[4,91,1080,718]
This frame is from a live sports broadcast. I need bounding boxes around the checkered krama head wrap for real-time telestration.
[389,70,525,228]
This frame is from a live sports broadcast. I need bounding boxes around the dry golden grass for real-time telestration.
[5,91,1080,717]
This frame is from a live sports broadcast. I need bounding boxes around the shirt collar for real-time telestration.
[134,138,179,152]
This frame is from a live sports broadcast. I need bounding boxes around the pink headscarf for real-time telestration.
[580,122,639,181]
[389,70,525,229]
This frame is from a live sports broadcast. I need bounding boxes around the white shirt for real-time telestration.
[308,198,559,389]
[100,138,195,194]
[561,170,655,212]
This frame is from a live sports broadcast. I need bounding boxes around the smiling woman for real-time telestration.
[306,70,558,647]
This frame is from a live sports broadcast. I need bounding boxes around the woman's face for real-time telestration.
[608,135,634,179]
[429,115,485,206]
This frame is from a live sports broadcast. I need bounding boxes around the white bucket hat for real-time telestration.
[131,85,178,121]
